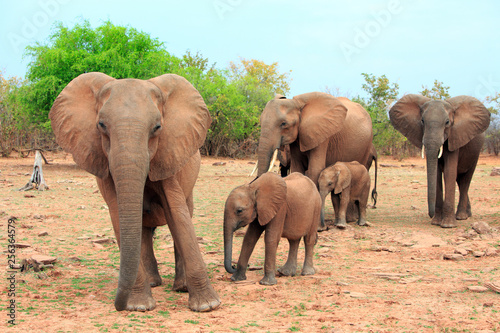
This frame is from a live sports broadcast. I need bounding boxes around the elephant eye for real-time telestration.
[97,121,107,131]
[236,208,243,215]
[421,119,424,125]
[280,121,287,128]
[445,119,450,126]
[153,124,162,132]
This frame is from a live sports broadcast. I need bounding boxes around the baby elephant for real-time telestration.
[318,161,371,229]
[223,172,321,285]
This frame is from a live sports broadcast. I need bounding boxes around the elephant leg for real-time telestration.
[431,166,444,226]
[456,170,475,220]
[335,193,349,229]
[232,222,265,282]
[440,152,459,228]
[260,226,280,286]
[346,202,359,222]
[141,227,162,287]
[161,178,220,312]
[331,193,341,227]
[301,232,317,276]
[357,199,368,226]
[278,238,299,277]
[172,243,188,292]
[97,178,155,311]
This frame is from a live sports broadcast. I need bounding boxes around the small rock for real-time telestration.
[336,281,349,286]
[349,292,366,298]
[91,238,112,244]
[77,236,91,240]
[57,238,66,241]
[472,222,491,235]
[33,214,45,220]
[212,162,226,166]
[481,267,496,273]
[443,253,464,261]
[235,230,245,237]
[31,255,57,265]
[467,286,488,292]
[93,243,104,249]
[38,231,49,237]
[101,205,108,210]
[77,205,86,210]
[485,247,498,256]
[483,302,494,307]
[462,278,479,282]
[490,167,500,176]
[454,248,468,256]
[386,246,397,253]
[199,214,206,217]
[14,243,31,248]
[410,205,418,210]
[473,251,485,257]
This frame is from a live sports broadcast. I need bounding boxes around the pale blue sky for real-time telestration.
[1,0,499,101]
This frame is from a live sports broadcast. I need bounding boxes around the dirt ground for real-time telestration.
[1,151,499,332]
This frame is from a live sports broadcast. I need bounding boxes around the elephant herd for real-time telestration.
[49,72,491,313]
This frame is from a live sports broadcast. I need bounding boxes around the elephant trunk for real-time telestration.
[424,145,439,218]
[110,139,150,311]
[319,191,328,229]
[223,219,236,273]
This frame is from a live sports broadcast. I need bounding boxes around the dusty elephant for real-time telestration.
[49,72,220,312]
[389,94,490,228]
[257,93,374,185]
[224,172,321,285]
[318,161,372,229]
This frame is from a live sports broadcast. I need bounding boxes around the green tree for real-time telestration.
[22,20,180,129]
[356,73,406,155]
[229,58,291,108]
[420,80,451,99]
[485,92,500,155]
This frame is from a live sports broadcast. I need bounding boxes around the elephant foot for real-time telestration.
[278,265,297,277]
[431,216,442,226]
[456,210,471,220]
[188,284,220,312]
[440,217,457,228]
[357,218,367,226]
[335,218,347,229]
[172,278,188,292]
[149,273,162,288]
[259,274,277,286]
[124,290,156,312]
[230,271,247,282]
[301,266,315,276]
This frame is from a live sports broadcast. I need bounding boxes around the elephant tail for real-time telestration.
[371,152,378,208]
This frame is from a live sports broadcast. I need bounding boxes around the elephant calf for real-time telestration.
[318,161,371,229]
[224,172,322,285]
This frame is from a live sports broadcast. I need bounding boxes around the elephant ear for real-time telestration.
[49,72,115,178]
[148,74,212,181]
[447,96,491,151]
[389,94,431,148]
[250,173,287,226]
[293,92,347,152]
[334,164,351,194]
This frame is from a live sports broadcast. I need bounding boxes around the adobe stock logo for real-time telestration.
[213,0,243,20]
[7,0,69,54]
[340,0,403,64]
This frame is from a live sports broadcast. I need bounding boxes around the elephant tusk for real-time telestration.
[249,162,258,177]
[438,145,443,159]
[421,145,425,159]
[268,149,279,172]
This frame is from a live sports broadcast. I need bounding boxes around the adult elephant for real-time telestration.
[257,93,374,222]
[389,94,490,228]
[49,72,220,312]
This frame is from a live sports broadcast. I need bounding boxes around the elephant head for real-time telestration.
[257,92,348,176]
[318,163,351,226]
[49,72,211,311]
[223,173,287,273]
[389,94,490,217]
